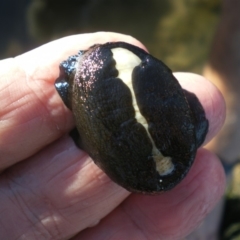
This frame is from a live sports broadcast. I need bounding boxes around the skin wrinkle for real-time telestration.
[73,183,120,211]
[120,204,152,240]
[86,161,113,185]
[148,197,186,239]
[65,185,126,231]
[50,155,91,188]
[18,225,53,240]
[107,227,130,240]
[5,172,42,219]
[33,139,83,176]
[60,156,91,184]
[37,200,80,240]
[67,206,100,229]
[123,199,160,235]
[0,73,12,94]
[61,177,118,218]
[43,165,98,208]
[0,90,51,148]
[43,153,87,188]
[34,144,91,192]
[0,96,33,121]
[20,55,70,138]
[45,156,87,186]
[15,54,52,82]
[5,174,65,240]
[0,59,32,119]
[132,205,160,239]
[0,78,19,115]
[27,76,68,137]
[0,111,46,163]
[36,202,63,240]
[4,181,45,239]
[5,163,58,236]
[0,86,28,120]
[176,168,204,207]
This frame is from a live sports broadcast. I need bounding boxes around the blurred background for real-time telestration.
[0,0,219,73]
[1,0,240,239]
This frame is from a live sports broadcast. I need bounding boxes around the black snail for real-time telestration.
[55,42,208,194]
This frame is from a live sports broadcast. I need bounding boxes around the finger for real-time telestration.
[73,149,226,240]
[0,136,129,239]
[0,135,225,239]
[175,72,226,144]
[0,32,146,169]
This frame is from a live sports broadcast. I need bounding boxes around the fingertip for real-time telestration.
[179,148,226,199]
[174,72,226,144]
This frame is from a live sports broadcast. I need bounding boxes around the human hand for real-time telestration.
[0,32,226,240]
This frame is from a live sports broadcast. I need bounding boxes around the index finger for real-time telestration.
[0,32,146,170]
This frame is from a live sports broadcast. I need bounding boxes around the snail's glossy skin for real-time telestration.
[55,42,208,194]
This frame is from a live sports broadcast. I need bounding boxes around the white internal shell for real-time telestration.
[111,48,174,177]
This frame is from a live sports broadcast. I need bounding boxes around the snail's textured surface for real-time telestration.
[55,42,208,193]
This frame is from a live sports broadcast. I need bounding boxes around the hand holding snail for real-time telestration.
[0,33,225,239]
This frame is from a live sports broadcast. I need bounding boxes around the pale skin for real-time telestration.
[0,32,226,239]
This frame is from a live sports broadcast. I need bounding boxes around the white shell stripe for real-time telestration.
[111,48,174,176]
